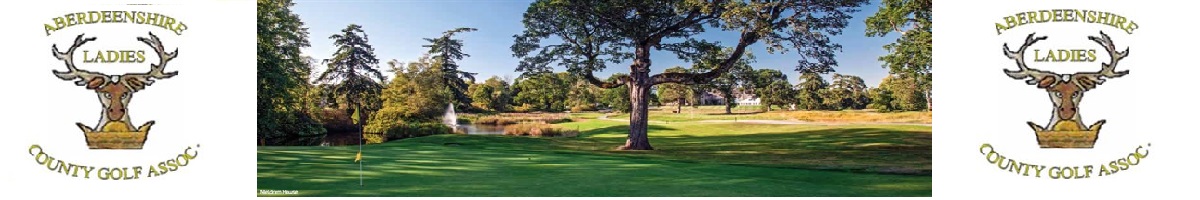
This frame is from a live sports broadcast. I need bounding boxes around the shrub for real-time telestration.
[779,110,932,124]
[376,122,452,140]
[473,116,497,125]
[513,104,536,113]
[261,110,327,146]
[473,113,571,125]
[364,132,387,144]
[503,122,579,137]
[570,104,596,112]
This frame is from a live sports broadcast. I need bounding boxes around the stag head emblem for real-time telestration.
[51,32,178,149]
[1002,31,1128,148]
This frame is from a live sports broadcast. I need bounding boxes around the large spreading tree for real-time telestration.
[513,0,867,150]
[866,0,931,111]
[315,24,386,134]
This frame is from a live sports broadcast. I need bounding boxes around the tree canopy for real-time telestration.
[315,24,386,129]
[865,0,932,110]
[257,0,325,145]
[823,73,869,110]
[425,27,479,110]
[513,0,868,150]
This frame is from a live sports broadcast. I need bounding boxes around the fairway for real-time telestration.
[257,116,931,197]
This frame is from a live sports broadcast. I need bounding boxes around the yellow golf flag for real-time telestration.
[354,151,362,163]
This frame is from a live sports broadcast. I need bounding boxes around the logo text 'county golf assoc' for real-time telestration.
[1001,31,1128,148]
[50,32,178,149]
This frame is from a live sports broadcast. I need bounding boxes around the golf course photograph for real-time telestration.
[257,0,932,197]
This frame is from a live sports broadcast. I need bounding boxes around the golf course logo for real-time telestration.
[27,10,198,180]
[1000,31,1125,149]
[979,9,1149,179]
[50,32,178,149]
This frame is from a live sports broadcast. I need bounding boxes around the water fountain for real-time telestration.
[443,104,459,132]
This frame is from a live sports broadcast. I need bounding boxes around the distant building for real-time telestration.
[735,97,760,106]
[698,92,725,105]
[732,90,759,106]
[693,89,761,106]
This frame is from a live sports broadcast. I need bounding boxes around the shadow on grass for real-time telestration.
[649,128,931,174]
[702,112,764,116]
[258,136,931,197]
[557,123,931,175]
[578,124,675,137]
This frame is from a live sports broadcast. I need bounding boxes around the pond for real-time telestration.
[317,123,510,146]
[457,123,507,135]
[318,132,360,146]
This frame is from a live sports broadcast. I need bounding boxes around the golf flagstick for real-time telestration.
[359,130,363,186]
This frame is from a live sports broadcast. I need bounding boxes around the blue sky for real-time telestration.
[295,0,898,86]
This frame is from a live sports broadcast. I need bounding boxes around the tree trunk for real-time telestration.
[675,98,683,113]
[926,90,932,111]
[725,103,732,114]
[620,72,654,150]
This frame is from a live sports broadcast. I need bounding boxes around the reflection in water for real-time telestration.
[319,123,510,146]
[319,132,357,146]
[460,123,506,135]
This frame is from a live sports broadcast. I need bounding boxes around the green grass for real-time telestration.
[607,107,931,124]
[258,114,931,196]
[608,111,790,122]
[554,119,931,174]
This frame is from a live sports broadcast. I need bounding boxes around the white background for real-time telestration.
[0,0,256,199]
[935,0,1198,198]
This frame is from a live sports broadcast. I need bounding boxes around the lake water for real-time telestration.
[458,123,506,135]
[317,123,508,146]
[318,132,358,146]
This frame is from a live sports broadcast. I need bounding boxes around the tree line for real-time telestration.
[258,0,931,149]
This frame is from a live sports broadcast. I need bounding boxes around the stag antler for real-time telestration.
[52,34,109,89]
[1002,32,1059,88]
[123,31,179,91]
[1075,31,1129,90]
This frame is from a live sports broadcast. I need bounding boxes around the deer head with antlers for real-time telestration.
[51,32,178,135]
[1002,31,1128,134]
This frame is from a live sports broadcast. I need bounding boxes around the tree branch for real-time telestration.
[646,9,713,43]
[892,18,920,34]
[583,69,628,88]
[652,31,758,85]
